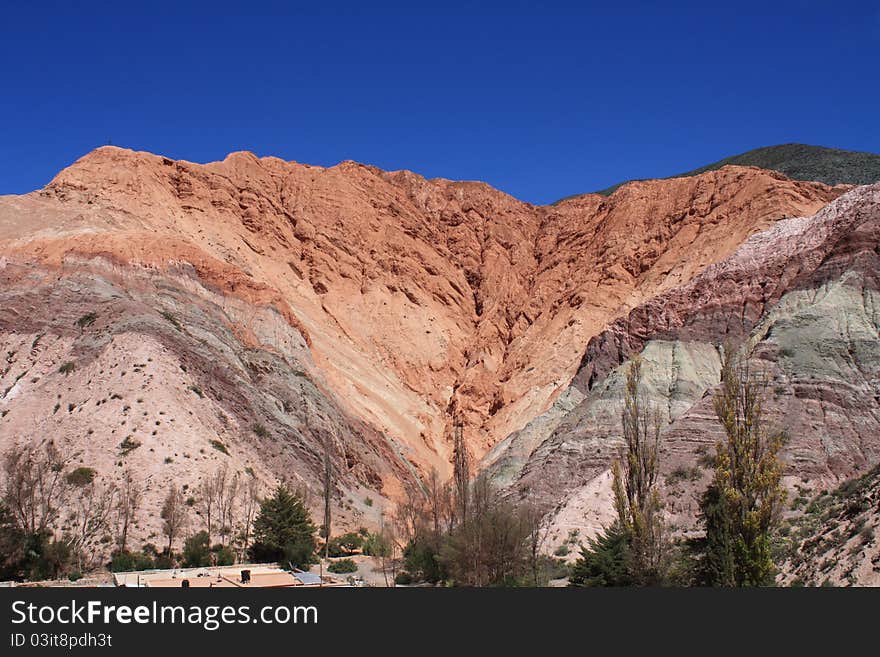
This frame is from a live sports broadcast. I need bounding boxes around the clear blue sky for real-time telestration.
[1,1,878,204]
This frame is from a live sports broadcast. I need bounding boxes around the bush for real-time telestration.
[209,439,229,455]
[252,423,269,438]
[325,539,346,558]
[336,532,363,555]
[403,535,445,583]
[58,362,75,375]
[110,549,156,572]
[212,544,235,566]
[327,558,358,574]
[66,467,97,487]
[666,465,701,486]
[119,436,141,455]
[160,311,182,331]
[183,531,211,567]
[75,312,98,329]
[394,571,413,585]
[361,532,391,558]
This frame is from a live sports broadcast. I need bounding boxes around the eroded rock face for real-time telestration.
[498,184,880,566]
[0,145,863,552]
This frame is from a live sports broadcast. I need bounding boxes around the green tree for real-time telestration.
[361,531,391,558]
[611,356,668,585]
[248,485,316,569]
[403,534,446,583]
[182,531,212,567]
[336,531,363,555]
[0,502,25,580]
[699,350,786,586]
[569,523,631,587]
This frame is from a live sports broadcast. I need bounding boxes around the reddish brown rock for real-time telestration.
[0,147,852,553]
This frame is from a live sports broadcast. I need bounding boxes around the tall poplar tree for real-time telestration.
[611,356,668,585]
[700,350,786,586]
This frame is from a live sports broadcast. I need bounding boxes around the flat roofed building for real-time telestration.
[113,564,347,588]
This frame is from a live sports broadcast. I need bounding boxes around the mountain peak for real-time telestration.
[556,143,880,203]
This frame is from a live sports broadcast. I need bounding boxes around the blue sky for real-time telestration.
[1,1,878,204]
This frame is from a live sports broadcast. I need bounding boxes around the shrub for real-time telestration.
[336,532,363,555]
[209,439,229,455]
[325,539,346,558]
[160,311,182,331]
[119,436,141,455]
[252,423,269,438]
[109,549,155,572]
[394,571,413,585]
[361,532,391,557]
[327,558,358,574]
[666,465,701,486]
[75,312,98,329]
[403,535,445,583]
[182,531,212,567]
[66,467,97,487]
[212,544,235,566]
[697,454,716,469]
[59,362,75,375]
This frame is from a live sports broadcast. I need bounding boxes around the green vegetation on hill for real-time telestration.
[559,144,880,202]
[780,463,879,586]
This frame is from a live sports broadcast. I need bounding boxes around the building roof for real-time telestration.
[112,563,336,588]
[293,571,322,586]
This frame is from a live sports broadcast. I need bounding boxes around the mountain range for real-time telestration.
[1,143,878,583]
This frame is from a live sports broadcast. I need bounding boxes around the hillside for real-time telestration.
[780,464,880,587]
[2,145,878,576]
[490,182,880,571]
[573,144,880,199]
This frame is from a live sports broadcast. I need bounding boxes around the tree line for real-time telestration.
[0,447,318,581]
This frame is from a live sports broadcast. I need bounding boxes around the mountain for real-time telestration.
[489,182,880,575]
[1,145,878,582]
[571,144,880,199]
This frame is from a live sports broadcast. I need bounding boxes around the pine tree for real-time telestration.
[249,485,316,569]
[569,523,631,587]
[700,350,786,586]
